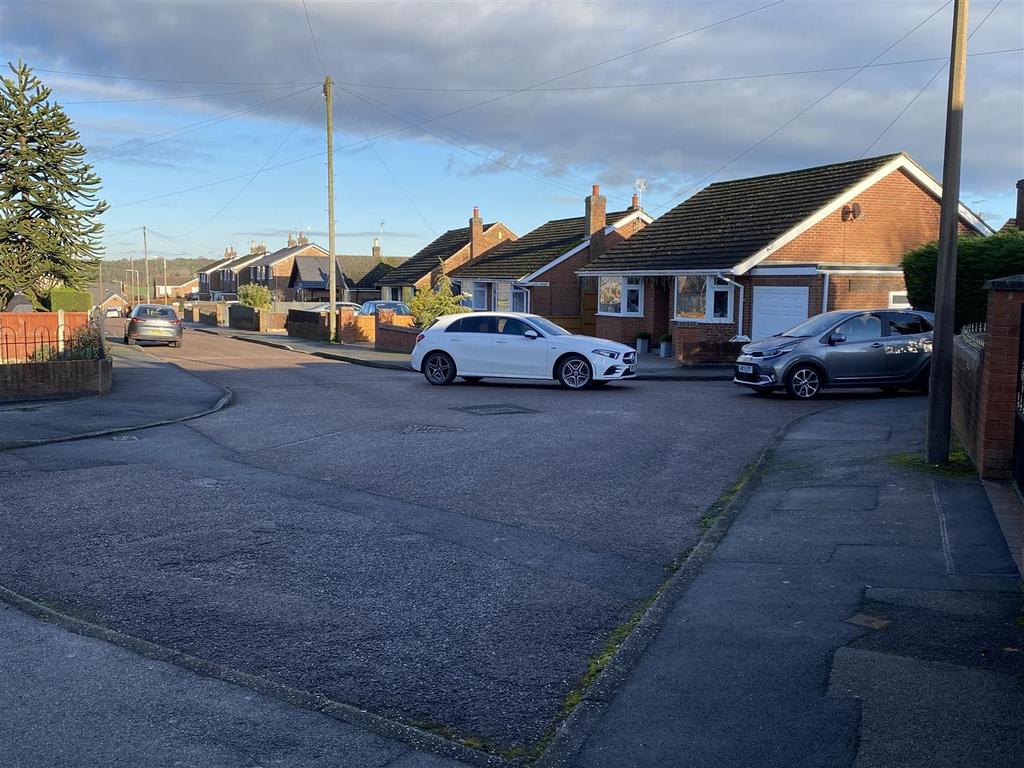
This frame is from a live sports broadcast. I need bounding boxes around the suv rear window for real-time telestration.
[888,312,931,335]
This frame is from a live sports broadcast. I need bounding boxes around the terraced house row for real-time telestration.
[196,151,993,363]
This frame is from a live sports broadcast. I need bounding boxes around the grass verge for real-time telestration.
[887,433,977,479]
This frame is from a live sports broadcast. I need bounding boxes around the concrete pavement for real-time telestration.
[0,339,227,449]
[550,397,1023,768]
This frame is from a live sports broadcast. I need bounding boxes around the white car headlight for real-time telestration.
[592,349,620,359]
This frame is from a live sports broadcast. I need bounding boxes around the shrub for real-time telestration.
[902,230,1024,330]
[237,283,272,310]
[408,260,471,328]
[636,331,651,340]
[47,286,92,312]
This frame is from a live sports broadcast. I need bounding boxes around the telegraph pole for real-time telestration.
[143,225,151,303]
[325,76,338,342]
[925,0,969,465]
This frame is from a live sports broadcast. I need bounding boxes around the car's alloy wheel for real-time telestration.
[558,355,592,390]
[423,352,455,385]
[787,366,821,399]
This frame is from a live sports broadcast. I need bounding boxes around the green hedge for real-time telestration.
[47,286,93,312]
[902,230,1024,330]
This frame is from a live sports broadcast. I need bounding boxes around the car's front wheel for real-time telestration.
[785,364,822,400]
[423,351,456,385]
[558,355,593,390]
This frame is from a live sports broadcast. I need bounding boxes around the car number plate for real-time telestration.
[152,329,172,335]
[737,364,754,374]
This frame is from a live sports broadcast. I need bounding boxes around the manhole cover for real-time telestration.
[111,434,139,441]
[450,404,538,416]
[402,424,466,434]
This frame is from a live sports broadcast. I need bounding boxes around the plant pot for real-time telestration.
[660,341,673,358]
[635,338,649,354]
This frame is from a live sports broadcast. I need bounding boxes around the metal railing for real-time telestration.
[0,318,107,364]
[959,322,987,351]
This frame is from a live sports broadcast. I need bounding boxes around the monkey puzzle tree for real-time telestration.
[0,61,107,309]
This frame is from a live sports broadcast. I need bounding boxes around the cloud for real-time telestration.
[5,0,1021,217]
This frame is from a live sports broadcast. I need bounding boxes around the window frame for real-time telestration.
[472,282,488,310]
[597,276,644,317]
[673,275,734,324]
[888,290,911,309]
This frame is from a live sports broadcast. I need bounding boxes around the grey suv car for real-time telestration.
[734,309,933,399]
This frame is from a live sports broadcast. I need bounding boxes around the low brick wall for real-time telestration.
[228,305,259,331]
[339,313,375,344]
[376,323,418,353]
[952,336,984,471]
[0,357,112,402]
[672,325,744,364]
[264,311,288,332]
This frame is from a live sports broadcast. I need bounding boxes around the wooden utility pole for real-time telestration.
[925,0,970,465]
[325,76,338,342]
[143,225,151,303]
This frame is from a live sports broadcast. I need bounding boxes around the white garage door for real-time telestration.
[751,286,809,339]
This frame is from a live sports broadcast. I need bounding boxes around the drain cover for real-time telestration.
[451,404,538,416]
[111,434,139,441]
[402,424,466,434]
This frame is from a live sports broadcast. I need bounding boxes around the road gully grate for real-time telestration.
[449,403,539,416]
[402,424,466,434]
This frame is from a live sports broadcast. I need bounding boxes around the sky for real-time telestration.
[2,0,1022,264]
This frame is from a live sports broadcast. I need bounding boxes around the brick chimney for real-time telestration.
[585,184,607,238]
[287,232,296,247]
[631,193,640,211]
[298,232,309,245]
[372,237,382,260]
[469,206,484,259]
[1016,179,1024,229]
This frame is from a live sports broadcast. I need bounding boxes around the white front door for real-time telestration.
[751,286,809,339]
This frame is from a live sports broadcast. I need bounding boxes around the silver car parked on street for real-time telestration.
[734,309,933,399]
[124,304,183,347]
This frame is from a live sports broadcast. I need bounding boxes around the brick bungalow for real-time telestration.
[578,153,992,363]
[451,185,651,330]
[376,208,515,302]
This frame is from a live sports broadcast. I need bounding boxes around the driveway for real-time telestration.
[0,327,871,755]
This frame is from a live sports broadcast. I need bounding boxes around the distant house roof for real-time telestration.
[452,209,639,281]
[376,225,498,287]
[289,254,408,291]
[579,153,992,276]
[247,242,325,270]
[87,281,127,308]
[199,254,240,274]
[999,218,1018,233]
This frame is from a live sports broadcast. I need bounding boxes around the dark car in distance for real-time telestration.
[734,309,933,399]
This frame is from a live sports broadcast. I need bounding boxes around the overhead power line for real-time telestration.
[174,91,321,237]
[650,0,955,213]
[335,48,1021,94]
[91,85,318,161]
[332,85,437,236]
[64,83,305,105]
[301,0,328,76]
[860,0,1006,158]
[35,66,316,87]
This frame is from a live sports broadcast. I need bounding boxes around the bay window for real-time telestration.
[674,276,733,322]
[598,276,643,316]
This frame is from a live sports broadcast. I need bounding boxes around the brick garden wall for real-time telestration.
[951,277,1024,480]
[0,357,112,401]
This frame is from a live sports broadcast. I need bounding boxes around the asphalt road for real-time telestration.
[0,325,881,755]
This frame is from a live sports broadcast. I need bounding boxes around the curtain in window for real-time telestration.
[675,276,708,318]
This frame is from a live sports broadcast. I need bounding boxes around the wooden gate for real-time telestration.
[581,289,597,337]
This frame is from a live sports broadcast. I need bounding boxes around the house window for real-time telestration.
[472,282,488,310]
[598,276,643,316]
[888,290,911,309]
[511,286,529,313]
[674,276,733,322]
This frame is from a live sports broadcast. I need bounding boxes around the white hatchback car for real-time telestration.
[411,312,637,389]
